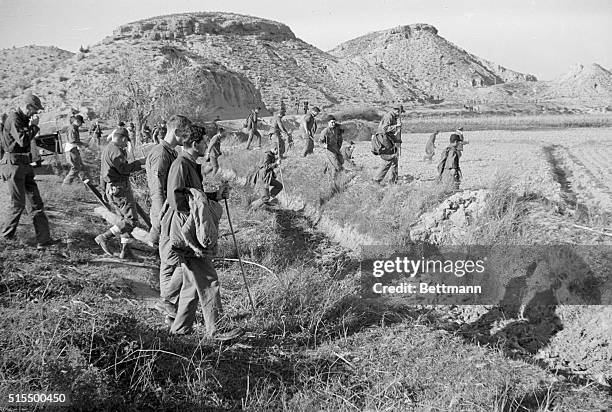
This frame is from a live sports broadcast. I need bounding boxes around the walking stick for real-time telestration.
[276,139,287,202]
[224,199,256,313]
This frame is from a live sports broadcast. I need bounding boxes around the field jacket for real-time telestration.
[159,188,223,261]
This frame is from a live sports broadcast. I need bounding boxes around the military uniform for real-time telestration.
[99,141,142,243]
[373,111,401,184]
[160,151,223,335]
[145,140,177,246]
[439,146,461,190]
[62,123,89,185]
[270,113,291,157]
[301,112,318,157]
[320,125,343,178]
[245,110,261,150]
[89,123,102,146]
[204,132,222,176]
[0,109,51,244]
[250,150,282,208]
[424,132,437,161]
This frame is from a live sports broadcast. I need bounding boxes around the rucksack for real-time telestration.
[437,147,451,179]
[243,113,252,129]
[370,133,394,155]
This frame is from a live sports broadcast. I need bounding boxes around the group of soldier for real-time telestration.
[0,92,465,339]
[242,103,464,192]
[96,115,241,339]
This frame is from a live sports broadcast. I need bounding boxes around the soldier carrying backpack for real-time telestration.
[437,134,462,190]
[372,106,403,185]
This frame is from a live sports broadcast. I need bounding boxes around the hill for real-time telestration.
[1,13,610,126]
[547,63,612,102]
[110,12,427,110]
[0,45,73,101]
[0,37,268,129]
[452,63,612,111]
[329,24,537,100]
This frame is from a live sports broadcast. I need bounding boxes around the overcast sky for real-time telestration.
[0,0,610,80]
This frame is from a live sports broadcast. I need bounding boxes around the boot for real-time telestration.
[95,232,114,256]
[119,243,138,260]
[212,326,245,342]
[250,198,266,210]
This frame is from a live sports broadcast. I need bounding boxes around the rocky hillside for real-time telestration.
[329,24,536,99]
[548,63,612,99]
[110,12,427,110]
[453,63,612,109]
[0,37,267,129]
[1,13,610,125]
[0,46,73,101]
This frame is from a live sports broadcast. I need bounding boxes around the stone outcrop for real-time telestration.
[112,12,296,42]
[409,190,487,244]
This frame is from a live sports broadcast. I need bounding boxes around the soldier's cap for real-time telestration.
[326,115,336,122]
[456,126,464,131]
[73,114,84,123]
[312,106,321,112]
[450,134,460,143]
[114,126,129,139]
[23,94,44,111]
[118,121,126,127]
[393,105,405,113]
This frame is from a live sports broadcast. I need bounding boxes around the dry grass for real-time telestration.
[1,141,610,410]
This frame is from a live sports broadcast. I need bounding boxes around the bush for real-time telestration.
[332,106,382,122]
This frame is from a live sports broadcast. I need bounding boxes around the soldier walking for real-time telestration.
[423,130,439,162]
[244,107,261,150]
[270,107,292,158]
[203,127,224,176]
[62,115,90,185]
[301,106,320,157]
[89,120,102,146]
[250,147,283,209]
[159,130,242,339]
[94,126,143,259]
[145,115,191,248]
[373,106,403,185]
[320,116,344,179]
[438,134,462,190]
[0,94,56,249]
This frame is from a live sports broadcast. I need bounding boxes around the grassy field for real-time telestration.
[1,131,611,410]
[400,113,612,133]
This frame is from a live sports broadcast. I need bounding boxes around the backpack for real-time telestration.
[437,147,451,179]
[370,133,394,155]
[243,113,252,129]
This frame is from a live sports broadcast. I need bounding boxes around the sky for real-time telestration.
[0,0,610,80]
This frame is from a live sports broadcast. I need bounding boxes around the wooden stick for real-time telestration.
[224,199,256,312]
[94,206,150,244]
[90,257,157,270]
[214,257,286,289]
[572,224,612,237]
